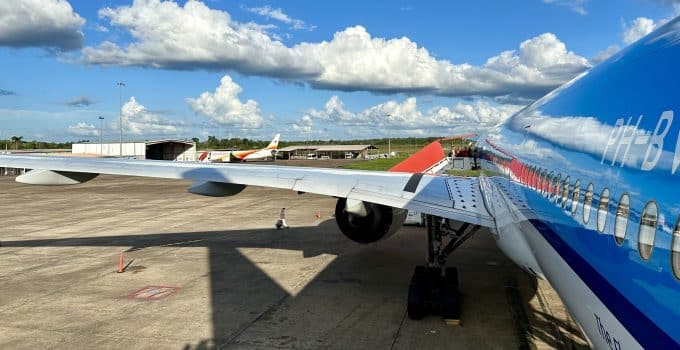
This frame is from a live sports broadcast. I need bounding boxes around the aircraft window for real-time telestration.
[583,183,594,224]
[672,220,680,280]
[546,172,554,198]
[562,176,570,209]
[541,170,547,195]
[597,188,610,233]
[534,167,539,190]
[638,201,658,260]
[614,193,630,245]
[571,180,581,215]
[554,173,561,202]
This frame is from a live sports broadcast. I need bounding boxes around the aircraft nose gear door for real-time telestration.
[407,215,481,323]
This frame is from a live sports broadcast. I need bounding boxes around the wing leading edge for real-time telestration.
[0,155,494,228]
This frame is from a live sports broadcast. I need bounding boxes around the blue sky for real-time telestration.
[0,0,678,142]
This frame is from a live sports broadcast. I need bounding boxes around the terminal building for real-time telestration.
[72,139,197,161]
[277,145,378,160]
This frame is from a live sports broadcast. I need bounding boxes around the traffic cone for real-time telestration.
[117,252,124,273]
[315,210,321,219]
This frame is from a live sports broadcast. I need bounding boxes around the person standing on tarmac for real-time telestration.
[276,207,289,229]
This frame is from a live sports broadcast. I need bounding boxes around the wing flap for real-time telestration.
[0,155,495,227]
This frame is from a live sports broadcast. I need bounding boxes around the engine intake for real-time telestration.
[335,198,407,244]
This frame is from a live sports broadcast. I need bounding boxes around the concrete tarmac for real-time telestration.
[0,174,587,349]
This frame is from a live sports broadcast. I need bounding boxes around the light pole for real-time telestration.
[386,114,394,157]
[116,81,126,156]
[98,116,104,155]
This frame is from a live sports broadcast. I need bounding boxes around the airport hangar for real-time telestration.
[71,139,197,161]
[277,144,378,160]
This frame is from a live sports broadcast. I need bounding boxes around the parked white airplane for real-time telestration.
[198,134,280,162]
[2,19,680,349]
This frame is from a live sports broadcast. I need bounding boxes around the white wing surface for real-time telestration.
[0,155,494,227]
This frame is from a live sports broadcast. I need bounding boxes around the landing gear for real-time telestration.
[407,215,480,322]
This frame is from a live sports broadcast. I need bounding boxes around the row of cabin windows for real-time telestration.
[519,166,680,281]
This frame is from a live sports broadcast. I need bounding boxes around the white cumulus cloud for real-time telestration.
[83,0,320,78]
[622,17,657,45]
[83,0,590,100]
[186,75,264,128]
[543,0,588,15]
[303,96,522,136]
[591,45,621,65]
[67,122,99,136]
[121,97,184,135]
[245,5,314,30]
[293,115,313,134]
[0,0,85,51]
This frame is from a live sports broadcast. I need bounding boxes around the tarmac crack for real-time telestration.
[389,308,408,350]
[218,293,290,349]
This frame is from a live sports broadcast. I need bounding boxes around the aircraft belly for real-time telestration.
[521,220,642,350]
[486,177,642,349]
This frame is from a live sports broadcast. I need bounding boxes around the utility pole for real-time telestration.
[386,114,394,157]
[116,81,126,156]
[98,116,104,156]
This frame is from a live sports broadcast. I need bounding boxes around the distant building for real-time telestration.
[72,139,196,161]
[277,145,377,160]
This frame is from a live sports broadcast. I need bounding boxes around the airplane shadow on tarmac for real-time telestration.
[2,217,587,349]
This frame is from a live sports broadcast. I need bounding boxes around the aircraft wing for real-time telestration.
[0,155,495,228]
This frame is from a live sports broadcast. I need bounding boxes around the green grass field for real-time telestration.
[342,156,408,171]
[446,169,485,177]
[341,139,479,172]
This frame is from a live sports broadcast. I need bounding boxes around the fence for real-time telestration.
[0,168,27,176]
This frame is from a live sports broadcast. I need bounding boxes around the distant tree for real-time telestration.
[206,136,218,149]
[10,136,23,150]
[191,137,200,145]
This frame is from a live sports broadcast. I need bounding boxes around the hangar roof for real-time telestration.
[144,139,195,146]
[314,145,376,152]
[277,145,320,152]
[73,139,195,146]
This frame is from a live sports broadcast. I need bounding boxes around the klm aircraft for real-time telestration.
[2,17,680,349]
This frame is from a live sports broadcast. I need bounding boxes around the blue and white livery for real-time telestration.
[2,17,680,350]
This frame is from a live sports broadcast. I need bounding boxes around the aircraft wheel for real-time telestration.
[407,266,426,320]
[441,268,460,321]
[445,267,459,290]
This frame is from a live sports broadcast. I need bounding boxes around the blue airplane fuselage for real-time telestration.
[481,17,680,349]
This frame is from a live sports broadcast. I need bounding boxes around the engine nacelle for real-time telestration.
[335,198,407,244]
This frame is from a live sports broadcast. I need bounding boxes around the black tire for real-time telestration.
[441,267,460,320]
[445,267,459,290]
[407,267,426,320]
[440,285,460,320]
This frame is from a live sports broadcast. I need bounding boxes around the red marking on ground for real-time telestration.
[125,286,180,301]
[389,141,446,173]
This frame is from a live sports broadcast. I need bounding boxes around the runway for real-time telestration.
[0,173,587,349]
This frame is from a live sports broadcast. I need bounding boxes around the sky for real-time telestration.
[0,0,679,142]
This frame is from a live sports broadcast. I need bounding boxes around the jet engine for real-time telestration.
[334,198,407,244]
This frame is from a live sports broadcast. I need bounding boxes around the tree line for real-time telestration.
[1,135,465,152]
[1,136,82,150]
[199,135,444,150]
